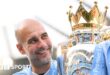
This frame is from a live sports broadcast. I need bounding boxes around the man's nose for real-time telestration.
[37,39,47,48]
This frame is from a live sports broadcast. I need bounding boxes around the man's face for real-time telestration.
[17,20,52,67]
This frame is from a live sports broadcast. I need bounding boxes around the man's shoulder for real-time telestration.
[94,40,110,55]
[96,40,110,49]
[48,60,58,75]
[50,60,57,69]
[13,67,31,75]
[99,40,110,46]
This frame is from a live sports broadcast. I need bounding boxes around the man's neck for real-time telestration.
[32,63,50,74]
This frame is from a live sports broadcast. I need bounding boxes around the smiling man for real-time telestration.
[13,18,58,75]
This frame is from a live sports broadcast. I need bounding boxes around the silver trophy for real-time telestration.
[57,1,108,75]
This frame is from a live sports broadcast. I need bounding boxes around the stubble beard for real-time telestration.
[29,50,51,67]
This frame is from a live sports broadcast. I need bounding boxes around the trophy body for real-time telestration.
[57,32,97,75]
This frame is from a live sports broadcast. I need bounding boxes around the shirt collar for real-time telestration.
[32,69,49,75]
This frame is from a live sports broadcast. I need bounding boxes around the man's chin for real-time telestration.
[31,56,51,67]
[33,59,50,67]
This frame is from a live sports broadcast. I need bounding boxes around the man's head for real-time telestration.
[15,18,52,67]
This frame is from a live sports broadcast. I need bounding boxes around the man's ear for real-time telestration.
[16,44,25,54]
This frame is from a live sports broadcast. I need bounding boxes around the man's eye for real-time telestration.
[28,38,38,44]
[41,33,48,39]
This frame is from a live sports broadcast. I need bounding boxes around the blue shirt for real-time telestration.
[91,40,110,75]
[13,60,58,75]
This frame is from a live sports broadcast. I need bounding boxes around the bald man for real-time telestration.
[13,18,58,75]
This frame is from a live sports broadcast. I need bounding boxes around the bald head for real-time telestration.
[15,19,45,43]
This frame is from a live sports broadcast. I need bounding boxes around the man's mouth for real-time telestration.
[37,50,46,54]
[35,50,48,57]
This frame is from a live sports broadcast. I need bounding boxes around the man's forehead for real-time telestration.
[15,18,46,43]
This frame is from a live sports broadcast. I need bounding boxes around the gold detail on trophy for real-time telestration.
[67,1,109,44]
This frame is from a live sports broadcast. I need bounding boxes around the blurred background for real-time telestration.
[0,0,110,75]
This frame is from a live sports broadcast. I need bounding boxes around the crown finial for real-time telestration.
[105,6,108,15]
[104,6,108,21]
[94,1,97,5]
[69,5,72,9]
[67,5,72,15]
[105,6,108,10]
[80,0,83,5]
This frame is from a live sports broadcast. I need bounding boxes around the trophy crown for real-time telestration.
[67,1,108,32]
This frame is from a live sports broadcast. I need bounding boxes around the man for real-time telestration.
[91,40,110,75]
[13,18,58,75]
